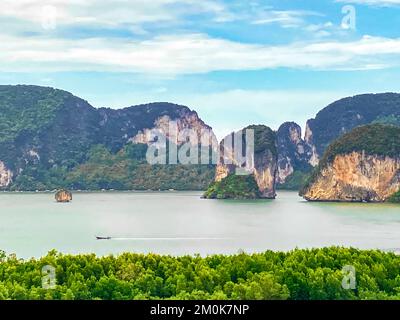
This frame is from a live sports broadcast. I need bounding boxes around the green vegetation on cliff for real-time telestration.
[373,114,400,126]
[321,124,400,166]
[306,93,400,157]
[0,85,71,142]
[1,247,400,300]
[0,85,101,171]
[0,85,216,191]
[387,190,400,203]
[246,124,277,157]
[203,174,261,199]
[10,144,215,191]
[301,124,400,195]
[277,170,311,191]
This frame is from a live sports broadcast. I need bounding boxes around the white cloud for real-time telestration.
[252,10,323,28]
[304,22,337,38]
[0,0,327,34]
[336,0,400,6]
[1,33,400,74]
[0,0,231,28]
[0,1,399,75]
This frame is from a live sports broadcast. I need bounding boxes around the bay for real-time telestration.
[0,191,399,259]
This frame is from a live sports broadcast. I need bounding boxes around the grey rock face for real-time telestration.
[276,122,313,184]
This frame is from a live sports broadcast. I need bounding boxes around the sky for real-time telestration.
[0,0,400,139]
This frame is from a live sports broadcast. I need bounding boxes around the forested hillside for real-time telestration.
[0,85,215,191]
[305,93,400,159]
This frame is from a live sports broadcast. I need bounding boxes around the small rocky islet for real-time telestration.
[55,189,72,203]
[204,125,277,200]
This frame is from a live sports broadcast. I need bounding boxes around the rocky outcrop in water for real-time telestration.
[301,124,400,202]
[55,189,72,203]
[302,152,400,202]
[206,125,277,199]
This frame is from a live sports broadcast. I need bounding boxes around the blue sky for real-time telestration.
[1,0,400,138]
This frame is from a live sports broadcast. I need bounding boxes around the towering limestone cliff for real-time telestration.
[204,125,278,199]
[301,124,400,202]
[99,102,214,152]
[276,122,313,189]
[0,85,215,191]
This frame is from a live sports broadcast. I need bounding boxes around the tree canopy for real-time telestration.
[0,247,400,300]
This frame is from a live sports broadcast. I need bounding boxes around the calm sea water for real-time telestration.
[0,191,399,259]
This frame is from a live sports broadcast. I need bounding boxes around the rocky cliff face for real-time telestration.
[128,106,214,147]
[276,93,400,189]
[212,125,277,199]
[301,124,400,202]
[302,152,400,202]
[303,123,320,167]
[0,161,13,187]
[215,164,235,182]
[276,122,313,184]
[253,148,278,198]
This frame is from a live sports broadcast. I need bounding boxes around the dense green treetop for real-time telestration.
[0,85,75,142]
[0,247,400,300]
[387,190,400,203]
[245,125,277,157]
[203,174,261,199]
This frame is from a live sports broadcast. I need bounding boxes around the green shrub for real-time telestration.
[387,190,400,203]
[203,174,261,199]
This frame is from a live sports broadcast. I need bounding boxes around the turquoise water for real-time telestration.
[0,191,399,259]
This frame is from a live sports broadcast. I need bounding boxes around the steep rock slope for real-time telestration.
[301,124,400,202]
[205,125,277,199]
[276,122,313,188]
[98,102,213,152]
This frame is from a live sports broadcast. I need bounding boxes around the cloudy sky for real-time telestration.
[1,0,400,138]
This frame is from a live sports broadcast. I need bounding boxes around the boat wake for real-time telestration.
[98,237,229,241]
